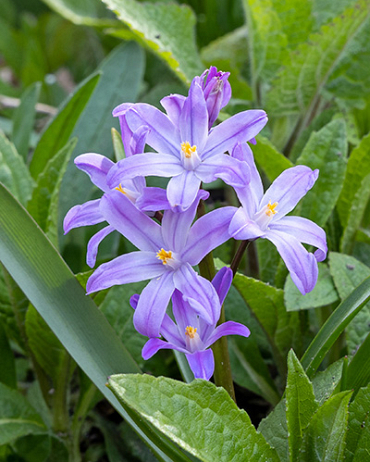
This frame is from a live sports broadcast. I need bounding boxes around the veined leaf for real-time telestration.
[103,0,203,84]
[29,73,100,179]
[346,333,370,395]
[312,359,343,405]
[296,119,347,227]
[258,399,288,462]
[253,135,293,182]
[266,1,370,117]
[108,374,280,462]
[329,253,370,356]
[312,0,358,28]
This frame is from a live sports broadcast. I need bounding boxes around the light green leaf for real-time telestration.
[27,138,76,248]
[312,359,343,405]
[108,374,280,462]
[286,350,319,462]
[345,382,370,462]
[253,135,293,182]
[329,253,370,356]
[284,263,338,312]
[296,119,347,227]
[103,0,203,84]
[11,82,41,161]
[298,391,351,462]
[111,127,125,162]
[0,383,46,445]
[0,318,16,388]
[0,132,35,206]
[258,399,288,462]
[312,0,358,28]
[29,72,100,179]
[267,2,370,117]
[337,133,370,253]
[0,183,190,462]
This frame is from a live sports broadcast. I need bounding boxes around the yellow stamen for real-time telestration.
[185,326,197,339]
[181,141,197,158]
[156,248,173,265]
[115,183,126,195]
[266,200,278,217]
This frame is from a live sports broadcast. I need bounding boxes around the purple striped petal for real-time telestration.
[74,154,114,192]
[228,207,264,240]
[211,267,233,305]
[265,228,319,295]
[173,264,219,325]
[186,350,214,380]
[130,125,149,156]
[172,289,201,335]
[182,206,235,265]
[160,94,186,126]
[112,102,134,117]
[204,321,250,349]
[166,170,201,212]
[86,251,165,294]
[142,338,188,360]
[271,216,327,262]
[107,154,183,188]
[86,224,115,268]
[133,271,175,337]
[203,110,268,160]
[261,166,318,220]
[63,199,103,234]
[196,154,250,187]
[160,312,185,346]
[100,191,163,251]
[135,187,171,212]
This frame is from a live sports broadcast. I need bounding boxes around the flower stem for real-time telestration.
[230,240,251,276]
[197,200,236,402]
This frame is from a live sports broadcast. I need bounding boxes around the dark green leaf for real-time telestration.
[108,374,280,462]
[346,333,370,395]
[0,318,16,388]
[258,399,288,462]
[312,359,343,405]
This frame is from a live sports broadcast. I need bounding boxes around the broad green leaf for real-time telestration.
[103,0,203,84]
[27,138,76,248]
[346,333,370,395]
[253,135,293,182]
[296,119,347,227]
[0,132,35,206]
[11,82,41,161]
[284,263,338,312]
[301,271,370,377]
[257,239,280,285]
[258,399,288,462]
[267,2,370,117]
[0,383,46,445]
[0,318,16,388]
[0,183,191,462]
[286,350,319,462]
[312,0,358,28]
[108,374,280,462]
[29,72,100,179]
[329,253,370,356]
[299,391,351,462]
[345,382,370,462]
[337,133,370,253]
[312,359,344,405]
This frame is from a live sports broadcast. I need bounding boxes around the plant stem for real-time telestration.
[230,240,251,276]
[197,200,236,401]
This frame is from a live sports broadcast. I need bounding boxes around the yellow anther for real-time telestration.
[185,326,197,339]
[265,200,278,217]
[181,141,197,158]
[115,183,126,195]
[156,248,173,265]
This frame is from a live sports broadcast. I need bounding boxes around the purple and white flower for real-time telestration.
[229,142,327,295]
[86,190,235,338]
[132,267,250,380]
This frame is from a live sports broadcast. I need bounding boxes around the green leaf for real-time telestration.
[337,133,370,253]
[111,127,125,162]
[0,382,47,445]
[299,391,351,462]
[0,318,16,388]
[258,399,288,461]
[0,132,35,206]
[27,138,76,248]
[286,350,319,462]
[301,269,370,377]
[11,82,41,161]
[346,333,370,395]
[345,382,370,462]
[253,135,293,182]
[312,0,358,28]
[108,374,280,462]
[311,359,344,405]
[103,0,203,84]
[266,2,370,117]
[0,183,190,462]
[295,119,347,227]
[29,72,100,179]
[329,253,370,356]
[284,263,338,312]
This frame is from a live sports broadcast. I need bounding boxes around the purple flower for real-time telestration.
[131,267,250,380]
[109,76,267,211]
[86,190,236,338]
[229,143,327,295]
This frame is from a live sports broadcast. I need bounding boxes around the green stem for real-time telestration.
[197,200,236,401]
[52,355,72,434]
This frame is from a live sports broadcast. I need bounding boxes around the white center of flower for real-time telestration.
[185,325,202,352]
[254,200,278,230]
[114,183,140,203]
[156,248,181,270]
[180,141,201,171]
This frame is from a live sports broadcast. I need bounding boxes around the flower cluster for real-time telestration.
[64,67,327,380]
